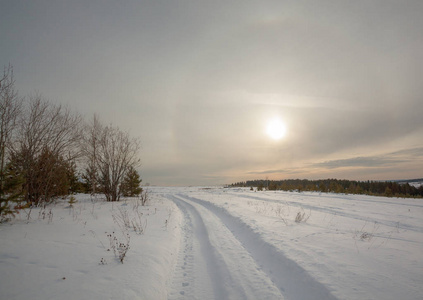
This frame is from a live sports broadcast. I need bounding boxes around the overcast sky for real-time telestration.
[1,0,423,185]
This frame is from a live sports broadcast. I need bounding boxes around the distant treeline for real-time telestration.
[230,179,423,198]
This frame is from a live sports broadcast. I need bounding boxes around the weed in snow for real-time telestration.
[295,208,311,223]
[113,207,131,232]
[132,212,147,235]
[106,231,130,264]
[90,202,98,219]
[246,200,312,225]
[274,204,290,226]
[354,221,379,243]
[113,205,147,235]
[164,208,174,230]
[38,207,54,224]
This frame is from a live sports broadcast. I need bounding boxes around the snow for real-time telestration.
[409,181,423,188]
[1,187,422,300]
[0,193,182,300]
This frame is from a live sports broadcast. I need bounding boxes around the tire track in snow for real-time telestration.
[168,195,240,299]
[168,195,284,300]
[176,193,338,300]
[168,195,216,299]
[223,191,423,233]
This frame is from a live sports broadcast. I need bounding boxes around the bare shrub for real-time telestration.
[295,208,311,223]
[275,204,289,226]
[131,190,149,210]
[139,188,149,206]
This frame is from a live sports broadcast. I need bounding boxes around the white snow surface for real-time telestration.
[1,187,422,300]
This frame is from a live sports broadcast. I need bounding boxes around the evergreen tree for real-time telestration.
[120,166,142,197]
[257,183,264,191]
[81,164,100,194]
[268,181,277,190]
[9,147,73,204]
[0,161,24,222]
[66,160,81,194]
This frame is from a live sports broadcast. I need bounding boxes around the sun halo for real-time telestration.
[266,118,287,140]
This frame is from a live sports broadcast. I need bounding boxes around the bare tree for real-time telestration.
[82,116,141,201]
[17,95,82,159]
[0,65,22,191]
[96,124,140,202]
[81,114,102,194]
[12,95,82,204]
[0,65,24,220]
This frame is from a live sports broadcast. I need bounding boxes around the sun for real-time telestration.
[266,118,287,140]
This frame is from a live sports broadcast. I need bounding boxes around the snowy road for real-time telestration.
[167,193,337,300]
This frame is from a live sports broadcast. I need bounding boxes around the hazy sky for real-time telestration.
[1,0,423,185]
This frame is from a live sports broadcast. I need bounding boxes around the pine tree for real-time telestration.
[32,148,71,202]
[8,147,73,204]
[81,164,99,194]
[0,161,24,222]
[120,166,142,197]
[66,160,81,194]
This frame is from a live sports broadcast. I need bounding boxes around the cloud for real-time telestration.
[312,157,404,169]
[247,168,304,175]
[390,147,423,158]
[311,147,423,170]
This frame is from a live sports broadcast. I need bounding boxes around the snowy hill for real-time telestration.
[1,187,422,300]
[407,179,423,188]
[394,178,423,188]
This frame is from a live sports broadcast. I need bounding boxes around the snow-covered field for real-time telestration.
[1,187,422,300]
